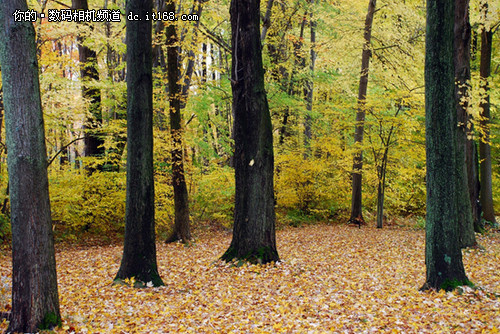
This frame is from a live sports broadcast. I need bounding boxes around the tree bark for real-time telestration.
[303,0,316,156]
[165,0,192,244]
[260,0,274,42]
[72,0,105,173]
[350,0,376,224]
[0,0,61,330]
[478,2,495,223]
[115,0,163,287]
[421,0,470,291]
[454,0,476,247]
[221,0,279,264]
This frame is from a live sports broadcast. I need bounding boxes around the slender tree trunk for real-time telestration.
[179,0,204,108]
[478,2,495,223]
[421,0,470,291]
[72,0,104,173]
[0,0,61,330]
[454,0,476,247]
[375,156,387,229]
[303,0,316,156]
[376,139,390,228]
[115,0,163,287]
[260,0,274,42]
[221,0,279,264]
[153,0,167,130]
[468,141,482,231]
[350,0,376,224]
[165,0,192,243]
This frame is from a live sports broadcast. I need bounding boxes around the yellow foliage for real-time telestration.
[49,168,126,238]
[190,166,235,228]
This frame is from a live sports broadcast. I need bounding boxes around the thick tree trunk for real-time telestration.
[165,0,192,244]
[421,0,470,291]
[454,0,476,247]
[221,0,279,264]
[350,0,376,224]
[115,0,163,287]
[72,0,105,173]
[478,3,495,223]
[0,1,61,330]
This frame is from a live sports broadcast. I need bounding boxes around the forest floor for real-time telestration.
[0,224,499,333]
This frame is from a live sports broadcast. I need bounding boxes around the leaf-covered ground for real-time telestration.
[0,224,499,333]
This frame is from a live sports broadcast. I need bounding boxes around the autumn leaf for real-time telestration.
[0,224,498,333]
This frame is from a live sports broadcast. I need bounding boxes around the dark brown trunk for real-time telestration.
[467,141,482,231]
[165,0,192,244]
[0,1,61,330]
[478,3,495,223]
[350,0,376,223]
[303,0,316,156]
[115,0,163,287]
[421,0,469,291]
[72,0,105,174]
[454,0,476,247]
[221,0,279,264]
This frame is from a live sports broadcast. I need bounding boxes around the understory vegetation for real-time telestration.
[0,1,498,239]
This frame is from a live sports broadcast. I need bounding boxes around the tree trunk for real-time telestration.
[221,0,279,264]
[454,0,476,247]
[468,141,482,231]
[179,0,203,109]
[421,0,470,291]
[260,0,274,42]
[165,0,192,244]
[478,2,495,223]
[115,0,163,287]
[376,145,389,228]
[303,0,316,156]
[350,0,376,224]
[72,0,105,173]
[0,1,61,330]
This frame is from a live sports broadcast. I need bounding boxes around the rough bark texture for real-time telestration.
[72,0,104,172]
[350,0,376,224]
[221,0,279,264]
[478,3,495,223]
[454,0,476,247]
[115,0,163,287]
[421,0,470,291]
[165,0,192,244]
[0,0,61,330]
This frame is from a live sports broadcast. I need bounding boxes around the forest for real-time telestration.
[0,0,499,332]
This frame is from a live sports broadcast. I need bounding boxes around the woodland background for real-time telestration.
[0,0,498,241]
